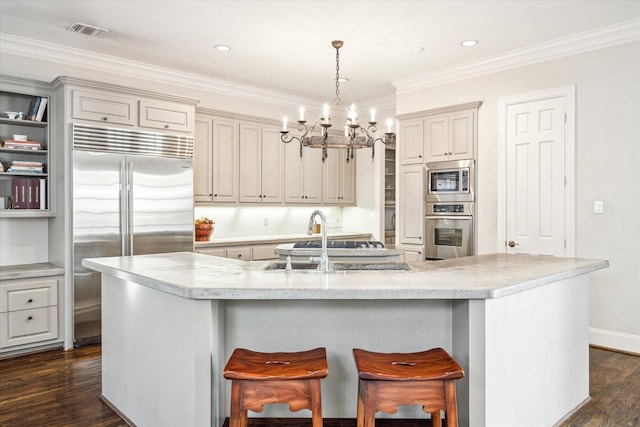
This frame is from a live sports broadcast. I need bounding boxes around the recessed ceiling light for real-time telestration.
[461,40,478,47]
[412,46,425,54]
[67,22,110,38]
[215,45,231,52]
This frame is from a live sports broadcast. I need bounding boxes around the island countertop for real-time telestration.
[82,252,608,300]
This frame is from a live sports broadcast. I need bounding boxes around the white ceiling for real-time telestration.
[1,0,639,103]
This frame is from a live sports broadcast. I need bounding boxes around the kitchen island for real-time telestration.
[83,253,608,427]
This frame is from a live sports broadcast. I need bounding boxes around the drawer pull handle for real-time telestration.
[28,298,33,303]
[28,316,33,320]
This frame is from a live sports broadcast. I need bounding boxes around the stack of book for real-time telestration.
[2,139,42,150]
[26,96,48,121]
[7,160,44,174]
[11,177,47,209]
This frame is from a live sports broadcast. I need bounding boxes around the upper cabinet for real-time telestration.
[0,78,54,218]
[195,114,239,204]
[425,110,475,162]
[195,110,357,207]
[71,89,194,134]
[323,148,356,205]
[239,123,284,204]
[398,102,481,165]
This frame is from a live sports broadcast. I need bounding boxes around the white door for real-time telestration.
[505,96,566,256]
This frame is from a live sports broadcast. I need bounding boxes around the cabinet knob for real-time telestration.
[214,194,218,197]
[28,316,33,320]
[164,124,169,129]
[418,155,422,158]
[28,298,33,303]
[263,195,266,198]
[102,117,108,121]
[237,254,242,258]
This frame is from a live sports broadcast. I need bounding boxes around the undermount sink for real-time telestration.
[264,261,411,271]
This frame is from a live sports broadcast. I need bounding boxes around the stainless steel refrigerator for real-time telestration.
[72,124,194,345]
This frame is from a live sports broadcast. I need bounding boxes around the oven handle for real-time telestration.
[425,215,473,221]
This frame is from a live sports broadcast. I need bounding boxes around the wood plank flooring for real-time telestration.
[0,345,638,426]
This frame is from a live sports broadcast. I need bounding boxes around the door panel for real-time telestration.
[506,96,565,256]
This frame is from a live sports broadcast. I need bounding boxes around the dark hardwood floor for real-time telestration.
[0,345,638,426]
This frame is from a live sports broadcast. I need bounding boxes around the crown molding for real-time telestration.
[393,18,640,94]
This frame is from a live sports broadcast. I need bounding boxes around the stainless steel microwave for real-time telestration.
[425,160,475,202]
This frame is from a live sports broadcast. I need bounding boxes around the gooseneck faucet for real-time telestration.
[307,210,329,272]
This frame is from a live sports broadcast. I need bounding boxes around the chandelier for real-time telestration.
[280,40,396,163]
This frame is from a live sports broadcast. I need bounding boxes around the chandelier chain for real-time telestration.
[335,45,341,105]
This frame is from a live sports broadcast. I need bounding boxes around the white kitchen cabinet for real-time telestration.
[425,110,475,162]
[239,123,284,203]
[402,245,424,262]
[323,148,356,205]
[196,245,278,261]
[399,119,424,165]
[398,164,424,246]
[284,144,322,204]
[194,114,240,204]
[71,88,194,134]
[195,248,226,257]
[0,276,62,353]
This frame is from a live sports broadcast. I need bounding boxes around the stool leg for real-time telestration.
[444,380,459,427]
[431,410,442,427]
[310,379,323,427]
[229,381,243,427]
[356,381,364,427]
[362,382,376,427]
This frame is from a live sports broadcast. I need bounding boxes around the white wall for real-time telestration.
[396,41,640,354]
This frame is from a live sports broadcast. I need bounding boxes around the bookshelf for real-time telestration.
[0,90,52,217]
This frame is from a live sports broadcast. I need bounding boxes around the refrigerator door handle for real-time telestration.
[126,160,134,256]
[120,160,129,256]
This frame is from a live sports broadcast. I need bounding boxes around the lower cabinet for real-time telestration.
[0,276,62,354]
[196,244,278,261]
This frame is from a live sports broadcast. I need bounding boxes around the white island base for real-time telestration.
[88,253,606,427]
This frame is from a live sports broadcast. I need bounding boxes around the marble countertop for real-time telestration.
[82,252,608,300]
[194,232,372,248]
[0,262,65,281]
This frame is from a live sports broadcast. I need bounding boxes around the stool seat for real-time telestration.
[353,347,464,427]
[353,347,464,381]
[224,347,328,381]
[224,347,328,427]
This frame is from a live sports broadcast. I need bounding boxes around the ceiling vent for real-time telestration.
[67,22,110,38]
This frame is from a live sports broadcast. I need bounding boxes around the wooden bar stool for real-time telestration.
[223,347,328,427]
[353,347,464,427]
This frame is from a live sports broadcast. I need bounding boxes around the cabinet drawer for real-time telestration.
[72,90,137,126]
[139,100,193,133]
[252,246,278,260]
[1,279,58,313]
[197,248,226,257]
[0,307,58,347]
[226,247,252,261]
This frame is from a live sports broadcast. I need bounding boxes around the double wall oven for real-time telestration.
[424,160,475,260]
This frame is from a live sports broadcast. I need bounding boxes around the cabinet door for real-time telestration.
[196,248,226,257]
[260,126,284,203]
[72,89,137,126]
[239,123,262,203]
[139,100,193,133]
[340,152,356,205]
[284,140,305,203]
[322,149,341,204]
[194,117,213,202]
[212,118,239,203]
[448,110,474,160]
[303,148,323,204]
[226,247,252,261]
[425,116,449,162]
[399,119,424,164]
[398,165,424,245]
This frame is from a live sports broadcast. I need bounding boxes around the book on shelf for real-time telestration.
[2,140,42,150]
[35,97,48,122]
[10,177,46,209]
[28,97,41,121]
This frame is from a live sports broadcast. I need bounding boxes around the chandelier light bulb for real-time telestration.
[386,119,393,133]
[282,116,288,132]
[299,106,305,121]
[322,103,329,123]
[370,109,376,123]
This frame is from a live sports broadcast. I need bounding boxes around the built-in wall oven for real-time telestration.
[425,202,474,260]
[424,160,475,260]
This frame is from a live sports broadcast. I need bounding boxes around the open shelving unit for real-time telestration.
[384,145,396,247]
[0,91,51,217]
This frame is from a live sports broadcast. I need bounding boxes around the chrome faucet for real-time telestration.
[307,210,329,272]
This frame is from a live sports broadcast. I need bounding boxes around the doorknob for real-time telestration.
[508,240,519,248]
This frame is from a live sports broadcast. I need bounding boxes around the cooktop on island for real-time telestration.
[293,240,385,249]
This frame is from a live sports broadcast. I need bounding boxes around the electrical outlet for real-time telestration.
[263,217,269,226]
[593,201,604,214]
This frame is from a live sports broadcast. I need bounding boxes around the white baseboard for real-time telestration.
[589,327,640,355]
